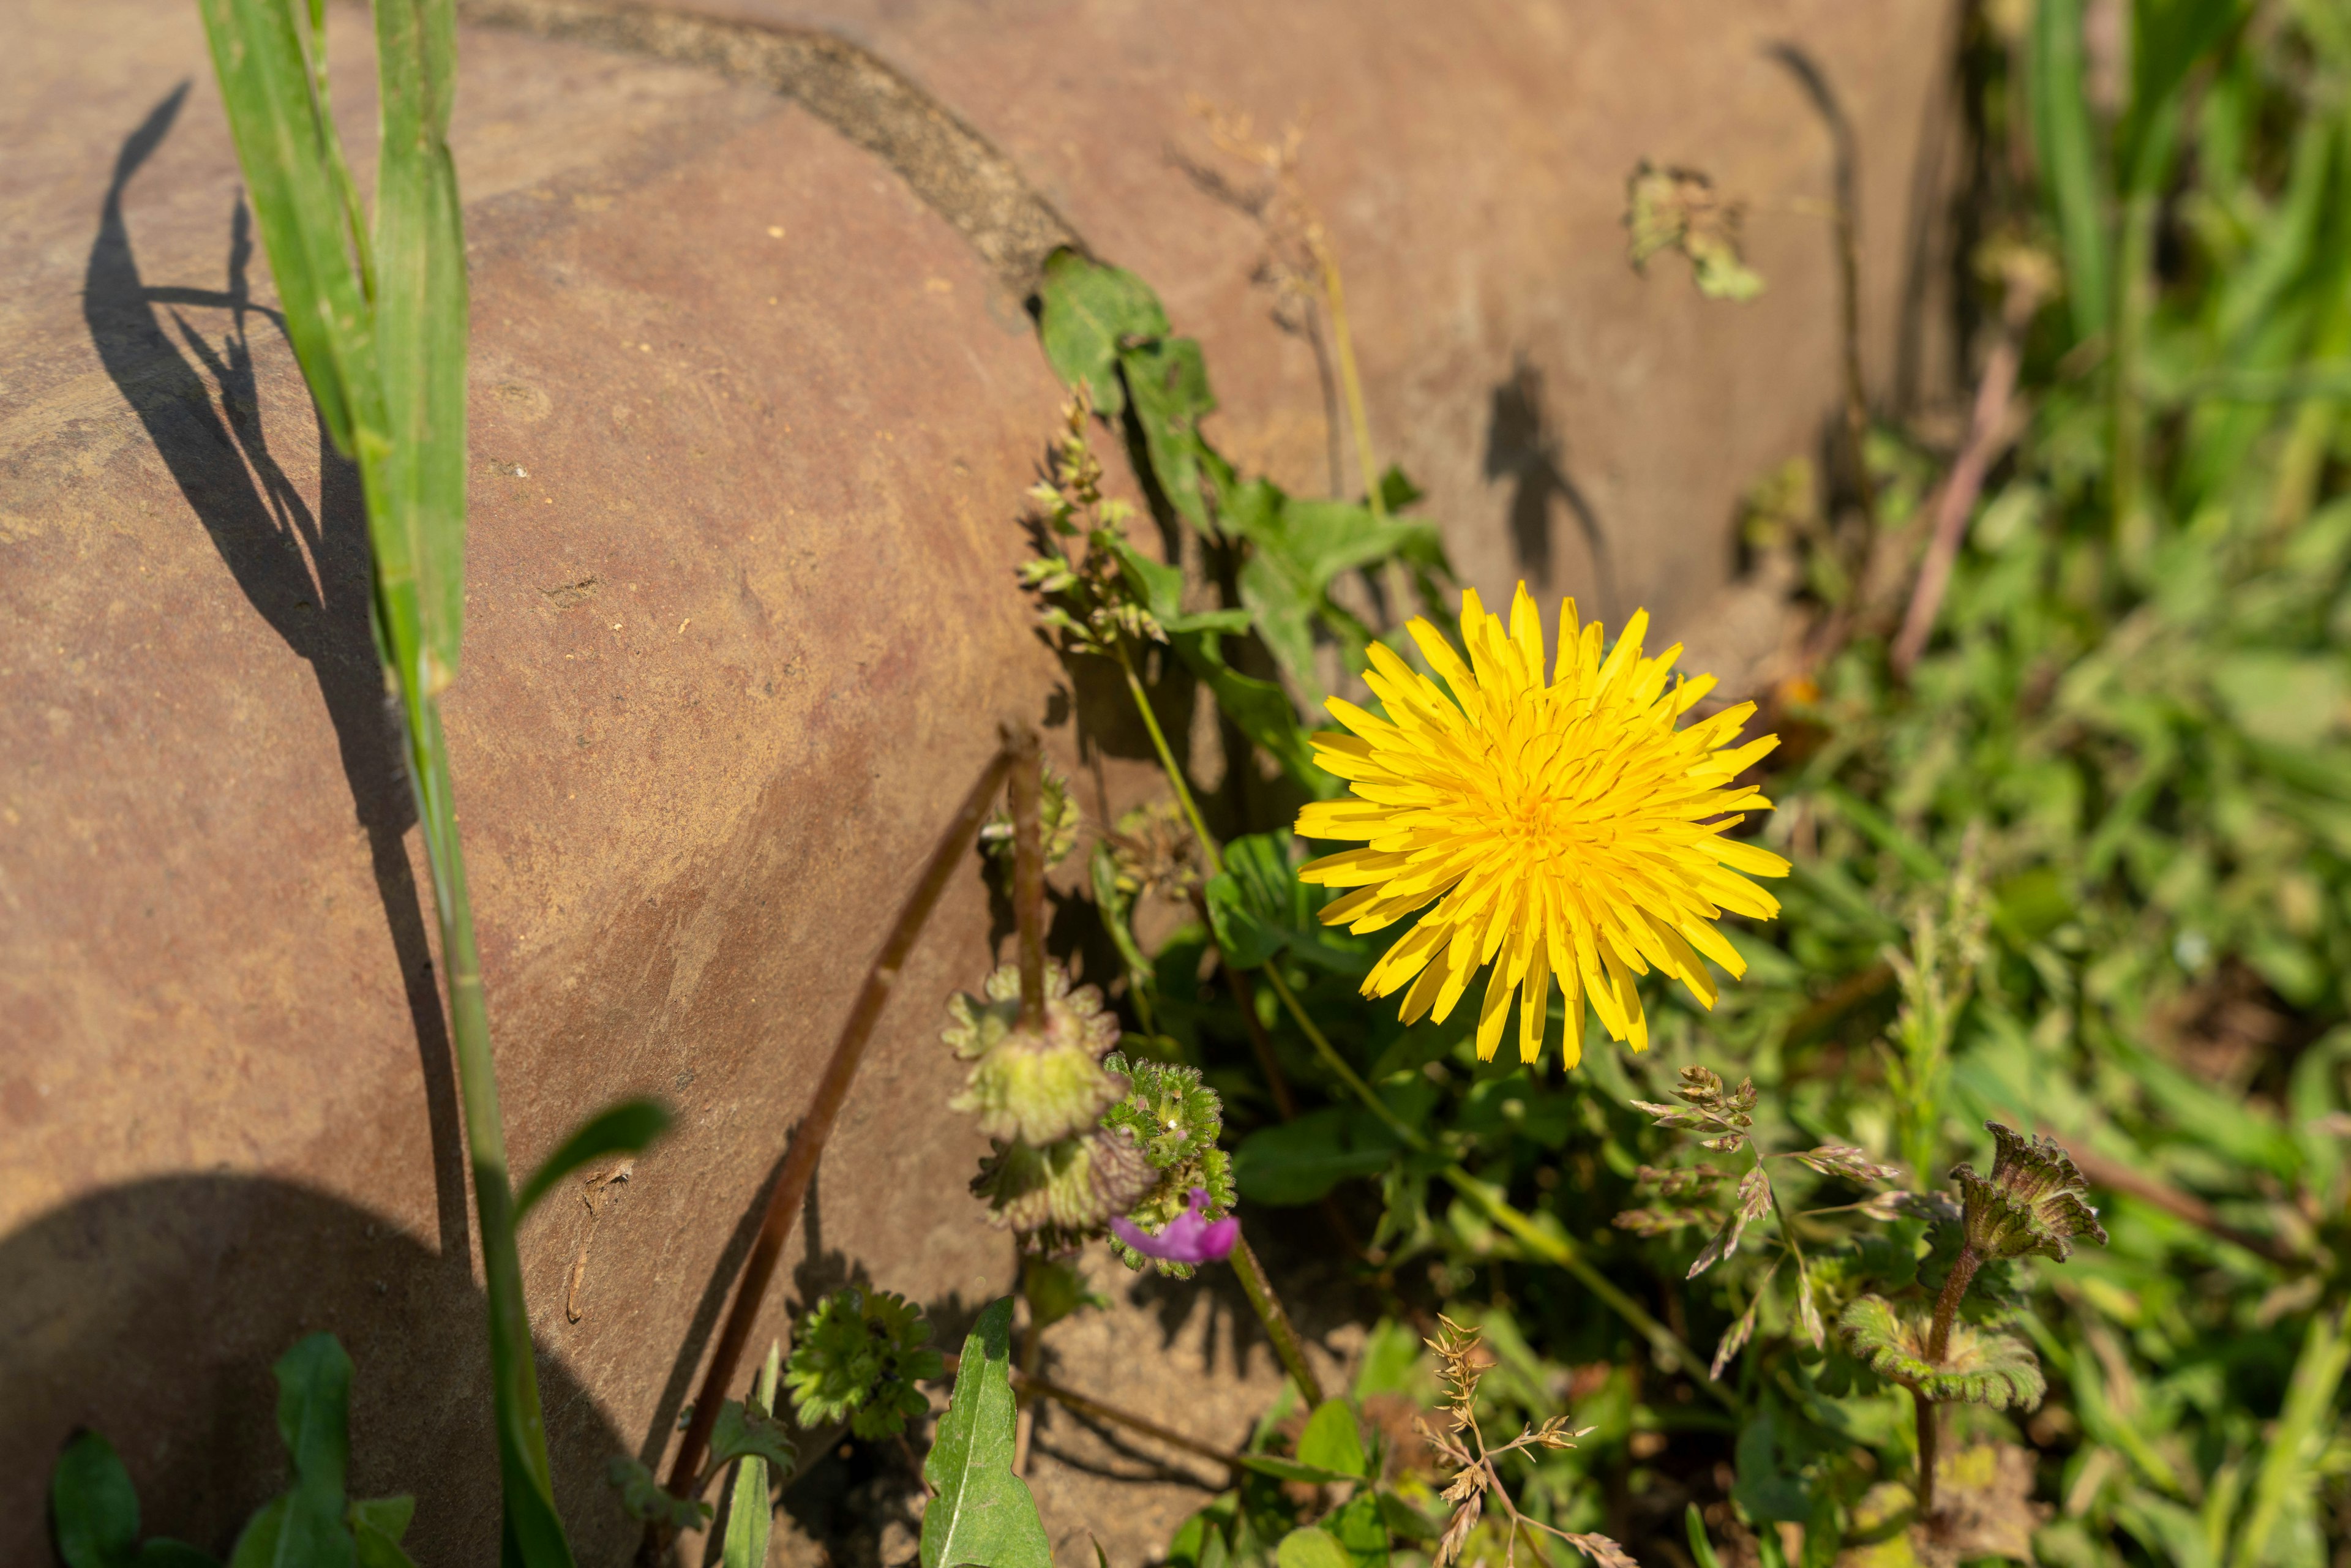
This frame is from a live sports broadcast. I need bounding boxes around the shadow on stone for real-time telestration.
[83,87,473,1266]
[0,1176,633,1566]
[1484,357,1615,618]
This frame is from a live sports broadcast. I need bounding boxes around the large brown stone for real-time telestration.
[0,0,1954,1561]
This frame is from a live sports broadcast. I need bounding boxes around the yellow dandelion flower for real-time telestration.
[1294,583,1790,1067]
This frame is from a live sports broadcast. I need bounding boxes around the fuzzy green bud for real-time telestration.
[943,963,1126,1145]
[971,1127,1153,1247]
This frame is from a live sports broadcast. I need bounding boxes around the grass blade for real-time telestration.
[2030,0,2111,346]
[373,0,469,692]
[193,0,382,456]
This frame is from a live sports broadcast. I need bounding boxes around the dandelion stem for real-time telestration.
[1258,965,1417,1146]
[1257,964,1729,1405]
[1117,646,1222,876]
[1206,921,1300,1121]
[1229,1234,1326,1406]
[664,743,1018,1500]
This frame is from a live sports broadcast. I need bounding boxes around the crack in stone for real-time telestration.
[456,0,1084,293]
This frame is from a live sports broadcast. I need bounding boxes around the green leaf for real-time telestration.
[1122,336,1228,533]
[1234,1108,1405,1206]
[1228,1454,1365,1487]
[1685,1504,1725,1568]
[921,1297,1051,1568]
[1275,1526,1354,1568]
[1324,1495,1390,1568]
[1372,1492,1438,1545]
[2122,0,2244,193]
[194,0,383,459]
[2029,0,2112,345]
[52,1431,141,1568]
[2210,652,2349,746]
[272,1333,358,1568]
[1037,250,1169,417]
[226,1499,290,1568]
[1204,834,1294,969]
[1222,482,1444,702]
[349,1497,418,1568]
[1169,628,1332,793]
[514,1098,671,1220]
[372,0,468,692]
[721,1342,784,1568]
[1837,1296,2045,1409]
[1295,1401,1367,1480]
[710,1398,797,1476]
[604,1459,710,1534]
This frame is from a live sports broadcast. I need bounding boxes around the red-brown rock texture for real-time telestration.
[1,1,1953,1561]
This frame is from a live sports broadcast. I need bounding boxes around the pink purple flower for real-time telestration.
[1109,1187,1238,1265]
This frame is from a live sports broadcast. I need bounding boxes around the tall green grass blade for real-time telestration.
[193,0,381,457]
[2031,0,2111,346]
[2123,0,2246,190]
[197,3,576,1561]
[372,0,468,692]
[2232,1299,2350,1567]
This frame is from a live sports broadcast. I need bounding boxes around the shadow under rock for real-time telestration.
[84,86,471,1264]
[0,1177,632,1567]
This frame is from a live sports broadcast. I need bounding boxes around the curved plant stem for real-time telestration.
[1117,647,1221,876]
[1313,243,1384,519]
[1230,1235,1326,1406]
[664,743,1018,1502]
[1007,726,1047,1031]
[1255,965,1729,1405]
[939,1354,1248,1475]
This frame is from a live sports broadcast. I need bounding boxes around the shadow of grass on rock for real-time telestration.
[0,1176,632,1566]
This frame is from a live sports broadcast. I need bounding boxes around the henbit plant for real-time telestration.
[190,3,668,1561]
[1840,1123,2107,1531]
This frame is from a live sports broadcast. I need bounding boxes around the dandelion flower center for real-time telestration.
[1294,583,1790,1066]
